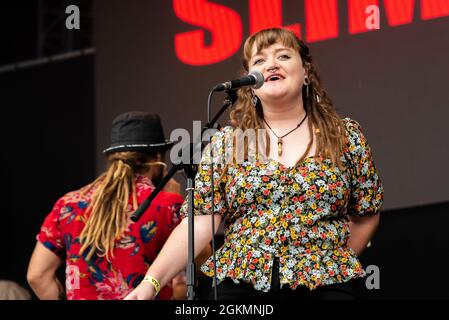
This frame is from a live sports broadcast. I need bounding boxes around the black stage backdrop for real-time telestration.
[95,0,449,211]
[0,55,95,290]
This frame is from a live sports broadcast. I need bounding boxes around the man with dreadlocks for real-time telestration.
[27,112,184,300]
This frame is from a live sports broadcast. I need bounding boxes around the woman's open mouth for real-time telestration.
[265,74,284,82]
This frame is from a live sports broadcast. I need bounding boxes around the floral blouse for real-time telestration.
[180,118,384,292]
[37,174,184,300]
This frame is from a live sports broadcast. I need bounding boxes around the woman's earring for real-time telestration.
[251,91,259,107]
[304,75,310,99]
[304,75,310,85]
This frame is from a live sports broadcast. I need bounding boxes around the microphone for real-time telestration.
[213,70,264,92]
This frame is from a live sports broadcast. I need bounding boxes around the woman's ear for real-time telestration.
[303,65,309,76]
[303,62,310,73]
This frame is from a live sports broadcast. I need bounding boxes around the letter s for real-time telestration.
[174,0,243,66]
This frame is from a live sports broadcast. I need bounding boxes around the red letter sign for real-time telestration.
[305,0,339,42]
[421,0,449,20]
[384,0,415,26]
[174,0,243,66]
[348,0,379,34]
[249,0,301,37]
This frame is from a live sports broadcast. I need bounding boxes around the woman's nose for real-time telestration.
[266,58,279,72]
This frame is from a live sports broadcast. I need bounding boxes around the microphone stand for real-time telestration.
[130,88,238,300]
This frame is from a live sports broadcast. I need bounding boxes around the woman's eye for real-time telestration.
[253,59,264,65]
[279,54,290,60]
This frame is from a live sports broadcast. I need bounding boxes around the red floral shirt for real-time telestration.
[37,174,183,300]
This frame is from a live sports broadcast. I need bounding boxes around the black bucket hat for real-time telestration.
[103,112,173,154]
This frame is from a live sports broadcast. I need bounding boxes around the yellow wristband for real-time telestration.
[142,275,161,295]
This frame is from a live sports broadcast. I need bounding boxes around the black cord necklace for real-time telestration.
[263,112,308,156]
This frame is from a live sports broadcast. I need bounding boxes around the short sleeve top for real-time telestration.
[37,174,184,300]
[180,117,384,292]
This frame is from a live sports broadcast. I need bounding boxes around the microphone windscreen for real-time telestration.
[249,70,264,89]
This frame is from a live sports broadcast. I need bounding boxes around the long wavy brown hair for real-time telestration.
[228,28,346,171]
[79,151,160,261]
